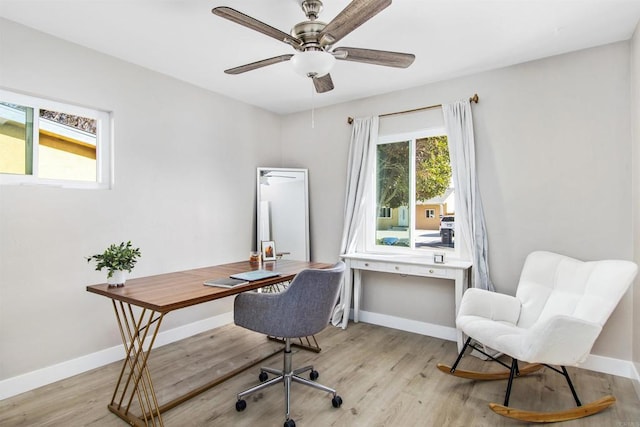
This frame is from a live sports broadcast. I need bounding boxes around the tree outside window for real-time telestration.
[374,134,454,250]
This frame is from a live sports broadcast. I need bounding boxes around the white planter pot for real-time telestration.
[107,270,128,287]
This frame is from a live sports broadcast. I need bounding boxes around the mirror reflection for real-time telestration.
[257,167,309,261]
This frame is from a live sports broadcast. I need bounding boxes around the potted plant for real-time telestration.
[87,241,141,287]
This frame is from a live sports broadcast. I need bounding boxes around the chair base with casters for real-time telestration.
[235,337,342,427]
[438,337,616,423]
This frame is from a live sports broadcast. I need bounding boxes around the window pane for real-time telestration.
[0,102,33,175]
[376,141,410,247]
[415,136,454,250]
[38,109,97,182]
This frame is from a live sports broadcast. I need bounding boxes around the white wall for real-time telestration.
[0,18,282,381]
[282,41,634,360]
[631,19,640,389]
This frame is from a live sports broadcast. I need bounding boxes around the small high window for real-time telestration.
[0,89,112,188]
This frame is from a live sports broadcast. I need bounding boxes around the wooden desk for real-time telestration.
[87,259,330,427]
[340,253,471,352]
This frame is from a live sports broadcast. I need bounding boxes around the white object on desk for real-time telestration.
[340,253,472,352]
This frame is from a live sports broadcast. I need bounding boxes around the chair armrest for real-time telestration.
[523,315,602,365]
[457,288,521,324]
[234,291,289,335]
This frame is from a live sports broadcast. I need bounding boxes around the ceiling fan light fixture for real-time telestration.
[290,50,335,78]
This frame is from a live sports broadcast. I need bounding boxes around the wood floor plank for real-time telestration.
[1,322,639,426]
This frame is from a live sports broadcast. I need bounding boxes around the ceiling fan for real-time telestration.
[212,0,415,93]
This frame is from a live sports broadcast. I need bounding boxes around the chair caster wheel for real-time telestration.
[235,399,247,412]
[309,370,319,381]
[332,395,343,408]
[284,419,296,427]
[259,371,268,382]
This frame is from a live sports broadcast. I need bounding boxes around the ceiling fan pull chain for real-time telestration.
[311,80,316,129]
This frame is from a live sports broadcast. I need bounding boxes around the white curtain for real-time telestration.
[332,116,379,326]
[443,100,494,291]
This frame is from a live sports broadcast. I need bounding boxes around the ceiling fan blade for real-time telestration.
[333,47,415,68]
[224,55,293,74]
[313,74,334,93]
[319,0,392,46]
[212,7,302,48]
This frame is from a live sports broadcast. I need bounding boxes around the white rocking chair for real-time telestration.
[438,251,637,422]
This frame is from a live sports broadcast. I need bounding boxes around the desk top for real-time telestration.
[86,260,331,313]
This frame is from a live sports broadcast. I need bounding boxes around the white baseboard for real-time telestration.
[0,312,233,401]
[356,310,458,343]
[352,310,639,384]
[578,353,638,380]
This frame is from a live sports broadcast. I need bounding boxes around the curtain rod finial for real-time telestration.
[347,117,354,124]
[470,93,479,103]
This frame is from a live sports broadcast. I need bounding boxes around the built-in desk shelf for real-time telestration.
[340,253,472,352]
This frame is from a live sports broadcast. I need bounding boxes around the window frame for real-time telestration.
[0,88,113,189]
[378,206,392,218]
[364,127,461,259]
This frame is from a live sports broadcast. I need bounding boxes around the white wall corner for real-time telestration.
[632,361,640,401]
[0,312,233,401]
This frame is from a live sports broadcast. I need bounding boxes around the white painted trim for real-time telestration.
[0,312,233,401]
[578,353,637,379]
[356,309,458,342]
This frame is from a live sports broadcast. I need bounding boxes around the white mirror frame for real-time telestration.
[257,167,310,261]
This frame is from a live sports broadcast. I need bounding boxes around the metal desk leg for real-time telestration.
[107,300,285,426]
[109,300,165,427]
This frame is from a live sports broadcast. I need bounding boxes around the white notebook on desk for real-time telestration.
[203,277,248,288]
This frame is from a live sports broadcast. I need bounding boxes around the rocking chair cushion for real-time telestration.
[457,288,521,325]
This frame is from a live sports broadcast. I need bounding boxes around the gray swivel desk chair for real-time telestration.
[233,261,346,427]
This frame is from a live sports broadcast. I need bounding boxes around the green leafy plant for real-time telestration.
[86,241,141,278]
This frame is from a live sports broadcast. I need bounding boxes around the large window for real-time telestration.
[367,128,456,254]
[0,89,112,188]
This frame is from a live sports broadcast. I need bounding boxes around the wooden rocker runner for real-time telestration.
[438,251,637,423]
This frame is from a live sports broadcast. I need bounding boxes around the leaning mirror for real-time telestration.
[257,167,310,261]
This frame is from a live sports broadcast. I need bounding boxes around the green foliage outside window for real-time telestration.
[377,136,451,210]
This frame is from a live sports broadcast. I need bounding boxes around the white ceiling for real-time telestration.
[2,0,640,115]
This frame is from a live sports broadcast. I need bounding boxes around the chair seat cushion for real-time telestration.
[457,315,526,359]
[458,313,603,365]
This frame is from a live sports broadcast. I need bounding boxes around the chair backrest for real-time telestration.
[277,261,346,337]
[515,251,637,329]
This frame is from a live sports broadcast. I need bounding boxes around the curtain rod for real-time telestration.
[347,93,479,124]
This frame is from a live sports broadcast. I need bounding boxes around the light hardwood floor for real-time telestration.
[1,322,639,426]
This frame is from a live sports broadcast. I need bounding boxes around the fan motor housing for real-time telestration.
[292,21,327,49]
